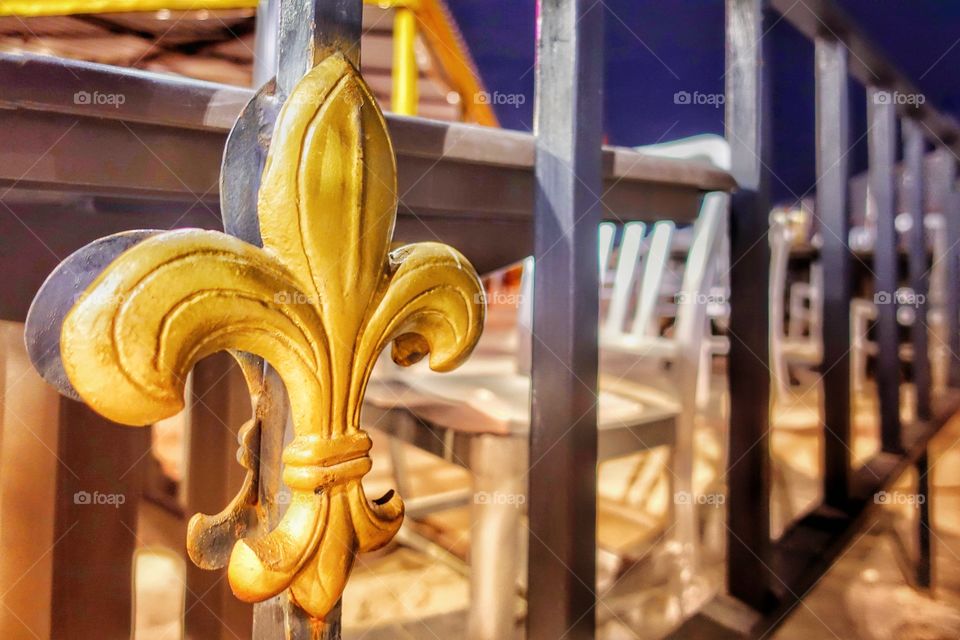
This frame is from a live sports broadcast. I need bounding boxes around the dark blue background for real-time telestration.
[445,1,959,202]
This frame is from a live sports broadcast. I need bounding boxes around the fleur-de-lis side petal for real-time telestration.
[58,53,485,620]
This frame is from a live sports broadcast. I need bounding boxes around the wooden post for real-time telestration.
[0,322,59,639]
[49,399,151,638]
[468,436,526,639]
[816,35,853,509]
[527,0,603,637]
[724,0,775,611]
[1,326,149,640]
[185,354,255,639]
[868,87,902,452]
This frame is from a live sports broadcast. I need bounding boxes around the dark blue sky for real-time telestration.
[445,1,960,201]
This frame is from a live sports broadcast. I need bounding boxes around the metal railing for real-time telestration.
[710,1,960,635]
[2,0,956,637]
[0,10,732,637]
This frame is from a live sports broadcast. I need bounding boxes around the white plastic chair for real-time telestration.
[787,263,823,345]
[600,192,728,573]
[369,136,733,620]
[768,213,823,399]
[635,134,730,304]
[898,212,950,384]
[602,194,728,416]
[367,194,727,600]
[831,211,945,393]
[637,135,732,408]
[767,213,878,398]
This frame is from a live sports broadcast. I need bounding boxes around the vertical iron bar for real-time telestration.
[868,88,902,452]
[724,0,775,611]
[527,0,603,637]
[247,5,287,638]
[816,35,853,508]
[276,0,362,99]
[251,2,363,639]
[253,0,280,86]
[903,118,931,420]
[942,151,960,387]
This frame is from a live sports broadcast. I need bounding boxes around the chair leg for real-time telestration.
[851,300,877,392]
[672,402,700,613]
[388,434,413,498]
[877,508,917,587]
[917,450,933,590]
[394,523,471,578]
[696,342,712,411]
[467,435,526,640]
[770,458,797,532]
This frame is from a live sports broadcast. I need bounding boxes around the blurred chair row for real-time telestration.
[362,132,954,637]
[364,135,732,635]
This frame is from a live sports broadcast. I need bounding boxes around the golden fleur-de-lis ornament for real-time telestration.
[57,53,484,620]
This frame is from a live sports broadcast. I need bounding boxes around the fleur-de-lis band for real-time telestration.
[52,53,485,620]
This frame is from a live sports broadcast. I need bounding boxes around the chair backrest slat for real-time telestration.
[630,221,675,338]
[674,193,728,349]
[604,222,646,336]
[768,214,792,398]
[599,222,616,283]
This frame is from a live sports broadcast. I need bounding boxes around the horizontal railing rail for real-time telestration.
[0,52,734,321]
[771,0,960,150]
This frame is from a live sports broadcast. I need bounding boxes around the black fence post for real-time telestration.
[724,0,775,611]
[942,152,960,388]
[527,0,604,638]
[816,35,853,509]
[903,118,931,420]
[868,87,902,452]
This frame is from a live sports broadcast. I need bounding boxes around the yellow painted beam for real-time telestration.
[0,1,256,17]
[414,0,498,126]
[390,6,418,116]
